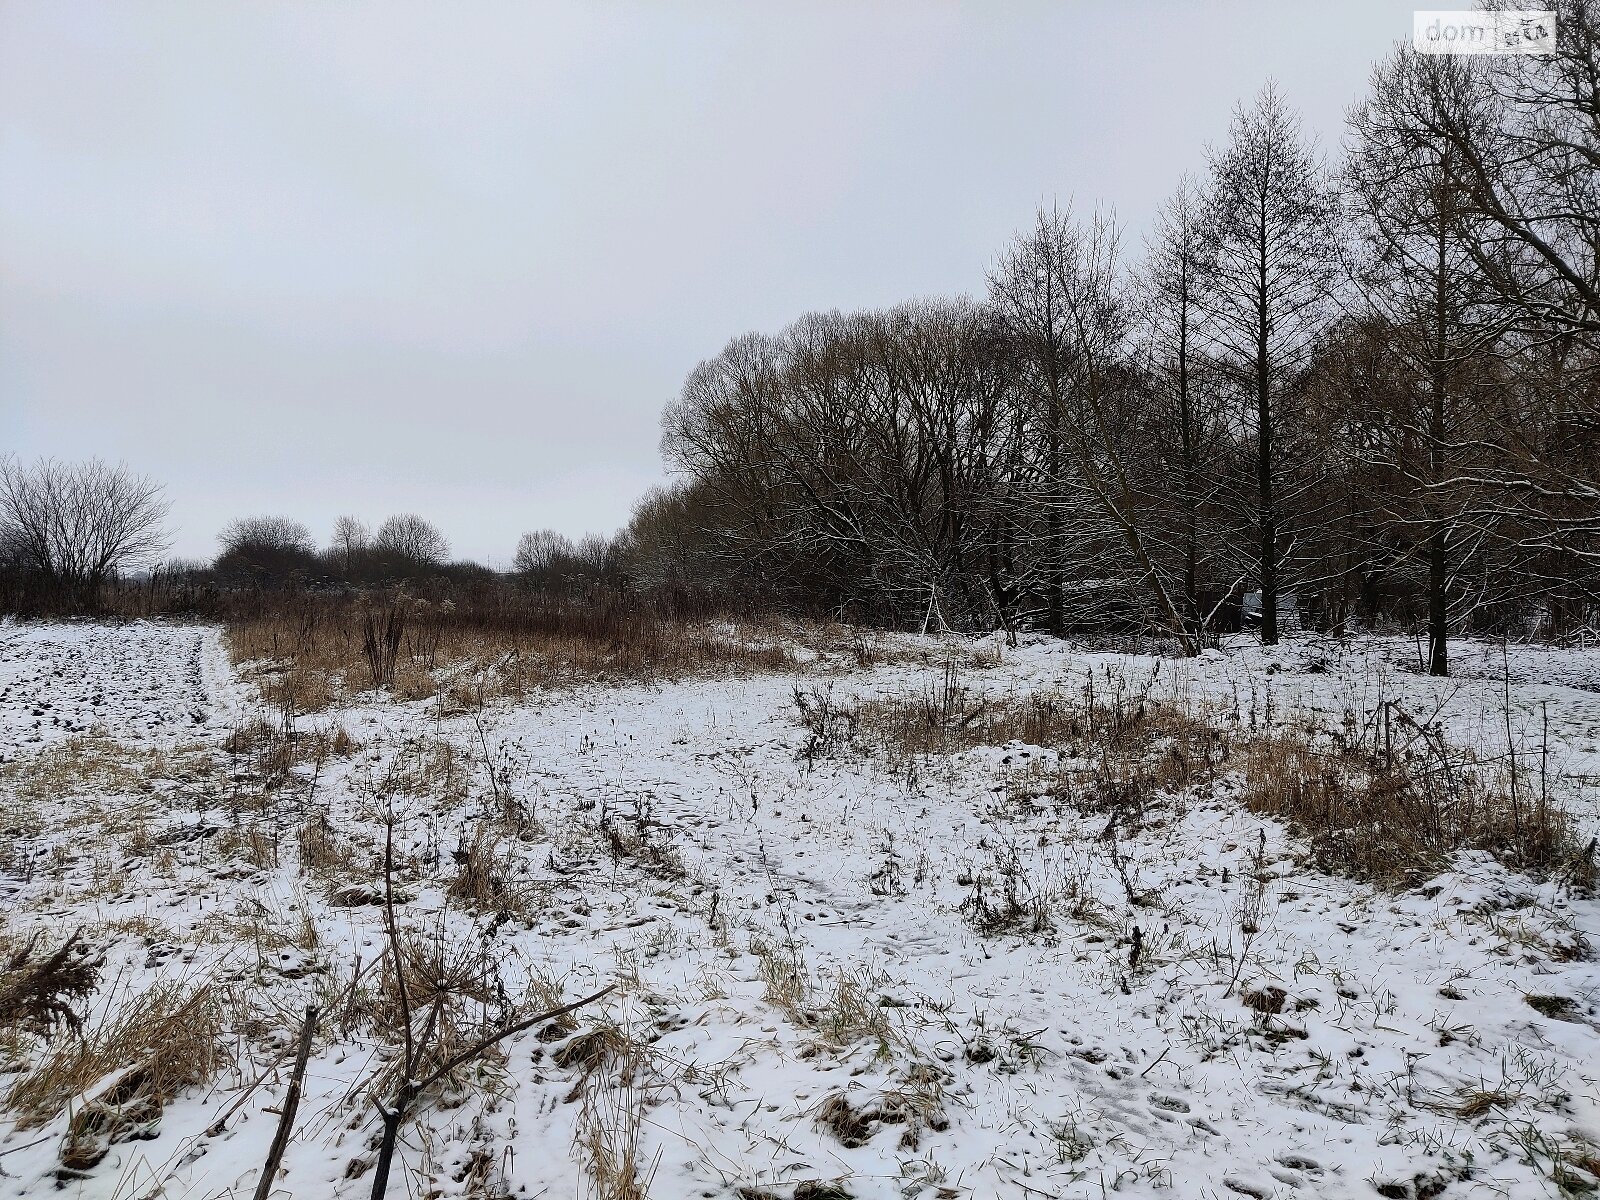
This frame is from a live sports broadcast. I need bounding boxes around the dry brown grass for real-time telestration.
[0,733,212,806]
[814,1066,948,1152]
[958,848,1060,937]
[447,826,539,919]
[814,663,1589,893]
[1240,732,1588,887]
[816,963,901,1050]
[784,622,1006,672]
[598,813,686,880]
[297,812,358,874]
[1241,984,1288,1015]
[195,894,321,967]
[802,664,1221,774]
[222,717,354,793]
[752,937,814,1025]
[575,1066,657,1200]
[552,1025,637,1097]
[0,930,101,1039]
[224,593,800,712]
[856,674,1086,757]
[800,668,1228,831]
[6,973,234,1153]
[377,734,472,806]
[212,820,281,870]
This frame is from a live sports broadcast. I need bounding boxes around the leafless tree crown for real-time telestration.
[0,457,169,609]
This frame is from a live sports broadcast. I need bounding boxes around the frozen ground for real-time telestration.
[0,619,1598,1200]
[0,618,241,757]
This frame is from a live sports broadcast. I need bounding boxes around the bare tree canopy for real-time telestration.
[374,514,449,567]
[219,515,315,557]
[1197,83,1342,645]
[215,515,319,587]
[513,529,574,577]
[0,457,169,611]
[330,516,370,564]
[636,16,1600,658]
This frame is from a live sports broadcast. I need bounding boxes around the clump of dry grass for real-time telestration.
[1241,984,1287,1015]
[599,813,686,879]
[376,734,470,806]
[575,1066,658,1200]
[801,664,1222,784]
[814,1092,877,1148]
[213,818,281,869]
[222,718,351,792]
[752,937,814,1025]
[814,1066,949,1151]
[1240,731,1589,888]
[195,895,320,972]
[297,812,356,874]
[7,973,234,1170]
[791,686,860,764]
[815,660,1587,894]
[957,842,1064,937]
[553,1025,638,1104]
[816,964,899,1049]
[748,948,903,1049]
[864,664,1063,757]
[447,826,537,919]
[0,734,210,805]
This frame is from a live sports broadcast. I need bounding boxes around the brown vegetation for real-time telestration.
[224,590,798,712]
[799,665,1592,892]
[6,975,233,1144]
[0,931,101,1039]
[1240,729,1590,888]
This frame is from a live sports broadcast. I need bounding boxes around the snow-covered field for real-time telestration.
[1,618,1599,1200]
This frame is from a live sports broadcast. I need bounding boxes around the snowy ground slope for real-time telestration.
[0,621,1597,1200]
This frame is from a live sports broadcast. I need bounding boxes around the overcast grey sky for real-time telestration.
[1,0,1418,564]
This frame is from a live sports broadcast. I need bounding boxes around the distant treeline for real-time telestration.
[0,468,730,626]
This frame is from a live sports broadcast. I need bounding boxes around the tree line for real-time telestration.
[626,13,1600,674]
[0,456,638,614]
[6,8,1600,680]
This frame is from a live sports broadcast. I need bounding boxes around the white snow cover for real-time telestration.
[0,619,1597,1200]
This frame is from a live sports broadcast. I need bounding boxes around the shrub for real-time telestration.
[1240,731,1589,887]
[0,931,100,1039]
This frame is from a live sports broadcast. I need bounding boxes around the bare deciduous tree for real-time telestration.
[639,48,1600,642]
[219,515,315,556]
[991,206,1201,651]
[1357,8,1600,627]
[513,529,573,578]
[374,514,449,568]
[1198,83,1342,644]
[1134,176,1234,637]
[331,515,370,571]
[1348,45,1507,674]
[0,457,169,611]
[215,515,319,588]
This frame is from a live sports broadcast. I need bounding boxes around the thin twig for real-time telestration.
[414,984,615,1096]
